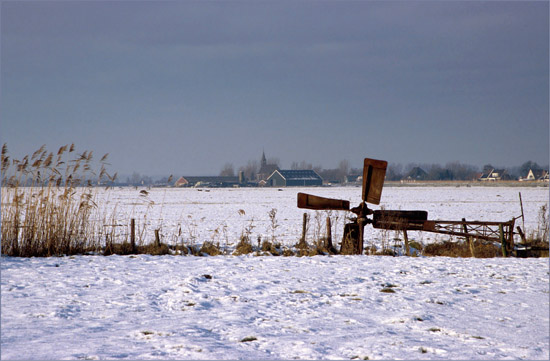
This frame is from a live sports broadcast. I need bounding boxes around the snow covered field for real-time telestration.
[1,186,549,360]
[95,185,548,250]
[1,255,548,360]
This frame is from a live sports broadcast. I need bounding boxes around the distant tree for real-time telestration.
[404,163,431,178]
[445,161,479,180]
[127,172,153,186]
[318,169,341,183]
[239,160,258,181]
[130,172,142,186]
[291,161,313,170]
[142,175,153,186]
[520,161,541,176]
[337,160,350,182]
[427,164,452,180]
[267,157,280,167]
[386,164,403,181]
[313,164,323,174]
[219,163,235,177]
[338,160,349,173]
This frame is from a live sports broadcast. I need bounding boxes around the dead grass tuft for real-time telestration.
[294,239,310,257]
[139,243,171,256]
[423,240,499,258]
[199,241,221,256]
[233,236,253,256]
[261,240,281,255]
[104,241,134,256]
[282,247,295,256]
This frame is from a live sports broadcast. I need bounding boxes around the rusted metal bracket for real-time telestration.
[372,213,516,255]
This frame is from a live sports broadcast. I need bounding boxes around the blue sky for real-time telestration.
[1,1,548,177]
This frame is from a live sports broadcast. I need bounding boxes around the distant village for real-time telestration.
[123,152,549,188]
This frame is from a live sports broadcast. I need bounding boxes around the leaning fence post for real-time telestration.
[130,218,136,252]
[516,226,526,243]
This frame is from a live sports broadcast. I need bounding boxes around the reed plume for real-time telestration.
[1,143,116,256]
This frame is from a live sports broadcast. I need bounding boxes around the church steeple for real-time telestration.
[261,150,267,168]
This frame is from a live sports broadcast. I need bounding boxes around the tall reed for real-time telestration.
[1,144,116,256]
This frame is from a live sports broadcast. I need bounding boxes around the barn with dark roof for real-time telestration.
[266,170,323,187]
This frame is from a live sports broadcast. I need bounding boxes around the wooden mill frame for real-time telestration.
[297,157,518,256]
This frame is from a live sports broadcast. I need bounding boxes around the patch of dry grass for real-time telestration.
[261,240,282,255]
[199,241,221,256]
[423,240,500,258]
[233,236,254,256]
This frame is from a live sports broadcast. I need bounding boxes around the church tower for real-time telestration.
[257,150,279,182]
[261,150,267,168]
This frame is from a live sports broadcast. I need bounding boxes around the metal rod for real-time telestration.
[519,192,525,231]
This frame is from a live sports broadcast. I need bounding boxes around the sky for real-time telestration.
[1,1,548,177]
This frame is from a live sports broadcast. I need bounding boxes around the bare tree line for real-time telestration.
[220,159,548,183]
[122,159,548,186]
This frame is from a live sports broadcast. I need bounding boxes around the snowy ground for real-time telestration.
[1,186,549,360]
[1,255,548,360]
[95,185,549,250]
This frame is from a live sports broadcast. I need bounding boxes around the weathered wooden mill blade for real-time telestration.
[297,192,350,211]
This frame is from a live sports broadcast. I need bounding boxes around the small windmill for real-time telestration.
[297,157,517,256]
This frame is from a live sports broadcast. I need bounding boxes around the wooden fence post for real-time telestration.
[403,229,410,256]
[301,213,308,243]
[154,229,160,247]
[130,218,136,252]
[326,216,332,250]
